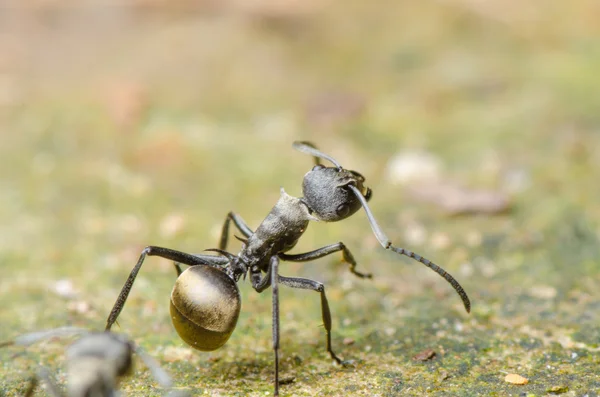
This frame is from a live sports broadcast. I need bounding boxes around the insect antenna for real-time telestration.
[234,235,248,244]
[1,327,88,347]
[348,185,471,313]
[292,141,343,169]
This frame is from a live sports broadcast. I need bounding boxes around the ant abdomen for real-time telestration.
[170,266,241,351]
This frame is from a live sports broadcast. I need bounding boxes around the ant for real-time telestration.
[1,327,185,397]
[104,141,471,396]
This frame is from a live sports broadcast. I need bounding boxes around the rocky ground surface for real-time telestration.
[1,1,599,396]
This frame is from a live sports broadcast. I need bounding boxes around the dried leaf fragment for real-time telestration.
[412,349,436,361]
[504,373,528,385]
[408,181,511,215]
[278,376,296,385]
[438,369,450,382]
[547,385,569,394]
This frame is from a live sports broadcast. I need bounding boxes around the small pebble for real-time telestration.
[408,181,510,215]
[278,376,296,385]
[438,370,450,382]
[413,349,436,361]
[547,385,569,394]
[529,285,557,299]
[504,373,528,385]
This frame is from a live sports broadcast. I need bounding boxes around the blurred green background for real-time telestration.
[1,1,599,396]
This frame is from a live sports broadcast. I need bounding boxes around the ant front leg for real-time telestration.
[219,212,254,250]
[278,275,346,366]
[248,258,281,396]
[105,246,228,331]
[279,242,372,279]
[23,376,38,397]
[25,367,62,397]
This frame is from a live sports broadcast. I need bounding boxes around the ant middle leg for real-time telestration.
[248,258,280,396]
[279,243,372,279]
[271,257,281,397]
[219,212,254,250]
[278,275,346,365]
[23,375,38,397]
[25,367,62,397]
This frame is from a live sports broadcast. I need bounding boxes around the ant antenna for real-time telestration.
[292,141,342,169]
[293,141,470,313]
[234,235,248,244]
[3,327,87,347]
[348,185,471,313]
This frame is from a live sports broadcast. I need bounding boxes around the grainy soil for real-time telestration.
[1,1,599,396]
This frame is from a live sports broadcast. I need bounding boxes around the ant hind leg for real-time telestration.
[278,274,347,365]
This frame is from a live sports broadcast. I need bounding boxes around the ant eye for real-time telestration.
[336,204,350,217]
[312,164,325,171]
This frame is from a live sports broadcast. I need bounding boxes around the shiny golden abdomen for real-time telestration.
[170,266,241,351]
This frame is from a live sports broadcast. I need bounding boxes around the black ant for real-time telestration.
[1,327,185,396]
[105,141,471,396]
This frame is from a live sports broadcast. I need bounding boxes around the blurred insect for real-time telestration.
[105,141,471,396]
[1,327,185,397]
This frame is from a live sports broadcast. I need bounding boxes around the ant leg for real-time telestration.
[248,258,280,395]
[173,263,183,277]
[347,184,471,313]
[25,367,62,397]
[271,257,281,397]
[279,243,372,279]
[173,253,230,277]
[105,246,228,331]
[219,212,253,250]
[134,345,175,390]
[278,275,345,365]
[23,375,38,397]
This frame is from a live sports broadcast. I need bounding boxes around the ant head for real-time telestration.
[67,332,134,376]
[302,164,371,222]
[293,141,371,222]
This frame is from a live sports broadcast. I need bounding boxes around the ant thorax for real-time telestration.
[240,188,313,270]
